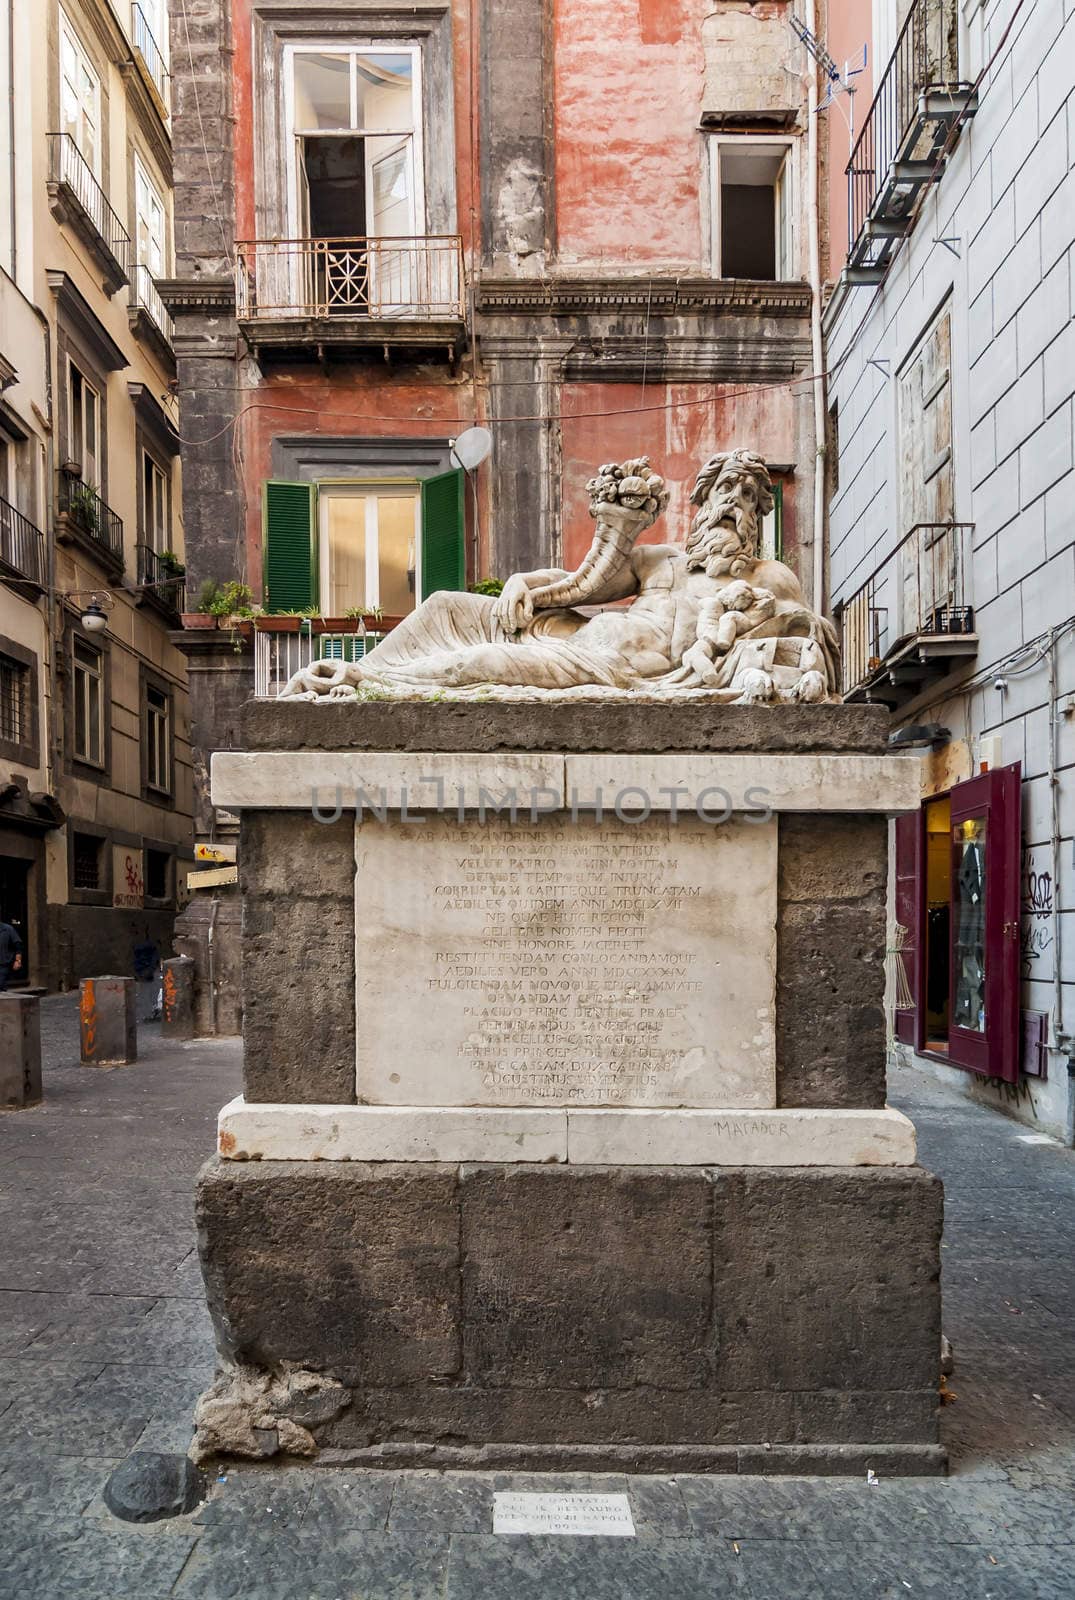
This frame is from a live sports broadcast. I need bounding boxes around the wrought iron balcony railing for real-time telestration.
[235,236,466,323]
[0,493,46,588]
[137,543,185,616]
[130,264,174,344]
[838,521,976,701]
[254,622,392,698]
[845,0,975,281]
[131,3,169,108]
[57,474,124,569]
[47,133,131,289]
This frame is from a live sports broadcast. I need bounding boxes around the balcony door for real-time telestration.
[896,308,955,639]
[286,46,421,317]
[319,483,420,619]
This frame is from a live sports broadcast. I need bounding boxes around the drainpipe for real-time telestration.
[31,305,56,798]
[6,0,15,282]
[804,0,827,617]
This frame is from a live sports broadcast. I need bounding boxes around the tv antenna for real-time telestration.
[789,14,867,152]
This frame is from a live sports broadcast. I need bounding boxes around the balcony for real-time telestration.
[137,544,185,621]
[235,236,467,366]
[838,522,977,707]
[55,474,124,574]
[46,134,131,295]
[131,3,169,116]
[0,494,47,590]
[845,0,977,285]
[129,264,175,369]
[254,623,391,698]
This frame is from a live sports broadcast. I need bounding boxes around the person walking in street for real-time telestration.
[0,917,23,990]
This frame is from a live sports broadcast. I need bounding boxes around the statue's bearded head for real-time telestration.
[685,450,775,577]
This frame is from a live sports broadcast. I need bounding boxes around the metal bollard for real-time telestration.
[0,993,42,1107]
[160,956,196,1041]
[79,976,138,1066]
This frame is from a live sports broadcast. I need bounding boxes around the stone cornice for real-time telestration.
[157,278,237,313]
[474,277,814,319]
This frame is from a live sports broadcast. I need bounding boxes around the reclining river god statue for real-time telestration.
[281,448,840,703]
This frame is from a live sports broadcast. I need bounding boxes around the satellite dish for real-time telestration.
[450,426,492,472]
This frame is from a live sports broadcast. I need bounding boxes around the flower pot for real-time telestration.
[254,616,302,633]
[221,617,255,638]
[181,613,217,630]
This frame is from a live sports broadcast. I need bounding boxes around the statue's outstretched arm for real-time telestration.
[493,460,669,632]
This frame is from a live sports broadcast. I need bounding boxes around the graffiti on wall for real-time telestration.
[1021,848,1054,983]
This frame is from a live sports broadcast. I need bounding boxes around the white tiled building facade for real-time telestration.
[825,0,1075,1142]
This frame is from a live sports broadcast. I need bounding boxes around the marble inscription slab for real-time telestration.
[354,813,777,1108]
[492,1492,636,1536]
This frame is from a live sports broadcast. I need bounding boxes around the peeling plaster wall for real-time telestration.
[560,380,803,570]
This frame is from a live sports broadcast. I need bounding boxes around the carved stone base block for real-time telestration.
[196,1158,945,1474]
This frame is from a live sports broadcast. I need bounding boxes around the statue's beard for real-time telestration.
[685,489,759,576]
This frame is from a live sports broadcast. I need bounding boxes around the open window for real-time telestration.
[59,10,100,176]
[284,47,422,315]
[894,763,1022,1081]
[262,469,464,617]
[712,139,793,280]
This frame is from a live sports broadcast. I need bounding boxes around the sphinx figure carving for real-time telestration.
[281,449,839,703]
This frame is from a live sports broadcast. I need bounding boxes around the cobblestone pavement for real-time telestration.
[1,994,1073,1598]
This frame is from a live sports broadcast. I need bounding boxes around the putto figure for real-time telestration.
[281,449,839,702]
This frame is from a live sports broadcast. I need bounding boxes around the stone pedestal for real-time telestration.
[0,994,42,1108]
[194,703,945,1473]
[79,976,137,1066]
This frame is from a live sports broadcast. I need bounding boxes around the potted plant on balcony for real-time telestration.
[69,482,102,538]
[316,605,384,631]
[182,579,224,630]
[157,550,186,578]
[254,609,305,634]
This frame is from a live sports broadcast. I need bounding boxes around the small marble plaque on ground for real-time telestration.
[355,811,777,1108]
[492,1491,636,1537]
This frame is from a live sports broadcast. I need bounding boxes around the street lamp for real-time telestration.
[61,590,115,633]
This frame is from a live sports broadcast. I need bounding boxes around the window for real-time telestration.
[0,652,26,745]
[894,763,1022,1082]
[319,484,419,616]
[145,682,170,793]
[142,450,168,550]
[60,12,100,174]
[262,471,465,615]
[712,139,792,280]
[68,364,100,486]
[759,480,784,562]
[135,0,169,66]
[287,46,423,240]
[134,156,166,276]
[145,846,171,901]
[72,636,104,765]
[72,831,103,890]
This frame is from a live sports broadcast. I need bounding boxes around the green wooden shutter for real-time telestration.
[420,469,465,599]
[263,481,317,613]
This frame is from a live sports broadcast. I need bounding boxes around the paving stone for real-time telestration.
[193,1466,317,1527]
[445,1532,745,1599]
[298,1469,397,1533]
[174,1526,450,1599]
[388,1470,493,1531]
[0,1509,198,1599]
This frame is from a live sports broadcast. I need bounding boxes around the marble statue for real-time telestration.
[281,449,839,703]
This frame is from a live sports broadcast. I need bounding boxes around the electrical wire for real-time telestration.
[171,366,831,449]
